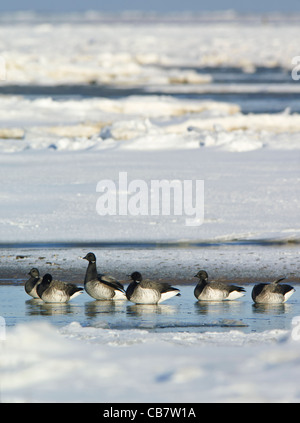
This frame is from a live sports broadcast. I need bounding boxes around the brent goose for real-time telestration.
[83,252,126,300]
[25,268,42,299]
[37,273,83,303]
[251,277,295,304]
[126,271,180,304]
[194,270,245,301]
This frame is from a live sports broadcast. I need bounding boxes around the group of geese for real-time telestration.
[25,252,296,305]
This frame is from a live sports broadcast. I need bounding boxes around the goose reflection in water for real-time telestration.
[25,299,77,316]
[125,303,181,331]
[126,303,178,317]
[84,299,125,318]
[194,299,244,315]
[252,302,291,315]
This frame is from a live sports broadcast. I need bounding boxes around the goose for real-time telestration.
[25,268,42,298]
[251,277,295,304]
[37,273,83,303]
[82,252,126,300]
[126,271,180,304]
[194,270,245,301]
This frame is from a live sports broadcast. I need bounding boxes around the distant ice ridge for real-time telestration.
[1,321,300,402]
[0,13,299,86]
[0,95,300,153]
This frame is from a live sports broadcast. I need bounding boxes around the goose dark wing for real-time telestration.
[141,279,180,295]
[98,274,126,293]
[65,283,84,297]
[274,283,295,295]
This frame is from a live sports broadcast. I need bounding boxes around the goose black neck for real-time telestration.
[85,261,98,283]
[197,278,208,287]
[126,281,138,300]
[26,276,39,292]
[37,278,51,298]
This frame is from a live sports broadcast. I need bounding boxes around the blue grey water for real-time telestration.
[0,66,299,114]
[1,283,299,334]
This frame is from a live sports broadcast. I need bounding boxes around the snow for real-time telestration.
[0,321,300,402]
[0,13,299,86]
[1,96,300,153]
[0,144,298,243]
[0,12,299,403]
[0,94,299,244]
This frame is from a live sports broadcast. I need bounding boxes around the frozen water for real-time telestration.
[0,284,299,333]
[0,11,299,403]
[0,287,300,403]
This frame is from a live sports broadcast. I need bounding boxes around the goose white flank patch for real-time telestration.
[194,270,246,301]
[24,268,43,299]
[36,273,84,303]
[251,277,295,304]
[126,271,181,304]
[83,252,127,300]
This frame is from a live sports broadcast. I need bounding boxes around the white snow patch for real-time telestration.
[0,96,300,153]
[0,321,300,402]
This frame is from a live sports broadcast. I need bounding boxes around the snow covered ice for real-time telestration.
[0,11,300,86]
[0,11,299,403]
[0,92,299,243]
[1,320,300,402]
